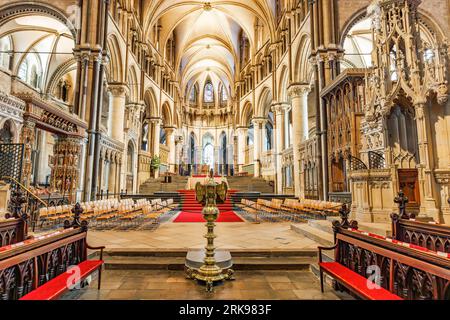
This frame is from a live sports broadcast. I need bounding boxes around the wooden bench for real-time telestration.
[390,191,450,253]
[20,245,104,300]
[1,205,105,300]
[318,212,450,300]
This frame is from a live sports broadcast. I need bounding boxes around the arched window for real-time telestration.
[189,133,195,164]
[190,85,197,103]
[18,59,28,81]
[221,85,228,102]
[160,128,167,145]
[141,122,149,151]
[0,36,11,70]
[264,112,274,151]
[204,81,214,103]
[127,142,134,174]
[18,53,41,89]
[247,122,254,146]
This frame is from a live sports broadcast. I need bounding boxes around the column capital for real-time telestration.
[149,117,163,125]
[271,102,291,114]
[108,82,129,97]
[288,83,311,98]
[163,126,177,134]
[251,117,267,126]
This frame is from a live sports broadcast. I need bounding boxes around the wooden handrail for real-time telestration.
[1,176,48,207]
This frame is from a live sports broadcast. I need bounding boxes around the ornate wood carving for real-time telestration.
[0,228,88,300]
[390,191,450,253]
[49,137,82,201]
[335,228,450,300]
[0,218,26,247]
[322,69,366,193]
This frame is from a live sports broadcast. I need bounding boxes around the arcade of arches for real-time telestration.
[0,0,449,225]
[0,0,449,302]
[0,0,447,224]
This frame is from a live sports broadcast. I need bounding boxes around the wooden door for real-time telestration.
[398,169,420,209]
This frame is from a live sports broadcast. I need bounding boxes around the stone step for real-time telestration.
[101,248,317,258]
[290,223,334,247]
[102,255,316,271]
[308,220,333,234]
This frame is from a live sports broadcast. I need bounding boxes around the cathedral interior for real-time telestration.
[0,0,449,302]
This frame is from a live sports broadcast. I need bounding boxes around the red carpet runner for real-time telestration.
[174,190,243,223]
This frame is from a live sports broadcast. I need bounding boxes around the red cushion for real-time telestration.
[20,260,103,300]
[320,262,402,300]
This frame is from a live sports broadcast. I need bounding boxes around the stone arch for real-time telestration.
[127,64,139,103]
[0,119,18,143]
[293,34,312,83]
[143,88,158,118]
[277,64,289,102]
[161,102,172,126]
[240,101,254,127]
[257,86,273,117]
[0,2,78,38]
[106,33,124,83]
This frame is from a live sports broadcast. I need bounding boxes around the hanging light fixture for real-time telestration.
[203,2,212,11]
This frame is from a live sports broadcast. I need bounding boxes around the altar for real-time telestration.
[186,175,229,190]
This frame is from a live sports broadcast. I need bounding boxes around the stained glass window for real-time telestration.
[221,86,228,102]
[204,82,214,103]
[190,86,197,102]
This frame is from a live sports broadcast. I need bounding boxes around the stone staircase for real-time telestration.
[139,176,189,194]
[227,176,274,193]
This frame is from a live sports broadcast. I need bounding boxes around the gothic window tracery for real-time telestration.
[204,81,214,103]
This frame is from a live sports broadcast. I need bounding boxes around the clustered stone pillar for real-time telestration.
[165,126,176,173]
[109,84,128,143]
[235,127,247,173]
[272,103,289,194]
[108,155,116,195]
[150,117,162,178]
[252,118,265,178]
[288,83,310,198]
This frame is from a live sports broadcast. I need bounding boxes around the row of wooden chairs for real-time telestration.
[37,198,178,230]
[237,198,342,222]
[236,199,301,223]
[282,198,341,217]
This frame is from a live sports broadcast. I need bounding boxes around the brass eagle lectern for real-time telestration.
[186,170,234,292]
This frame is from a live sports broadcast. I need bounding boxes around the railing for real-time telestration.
[2,176,47,208]
[368,151,386,169]
[348,155,368,171]
[1,176,50,232]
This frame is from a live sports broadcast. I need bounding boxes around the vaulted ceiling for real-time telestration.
[143,0,278,98]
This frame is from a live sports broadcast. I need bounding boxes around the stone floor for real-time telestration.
[62,270,353,300]
[87,222,319,251]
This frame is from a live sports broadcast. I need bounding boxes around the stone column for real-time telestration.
[165,127,176,173]
[415,103,439,219]
[272,103,289,194]
[288,84,311,198]
[116,155,122,193]
[252,118,265,178]
[108,156,116,195]
[109,83,128,143]
[150,117,162,178]
[235,127,247,173]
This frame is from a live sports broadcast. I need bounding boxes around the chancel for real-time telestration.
[0,0,449,302]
